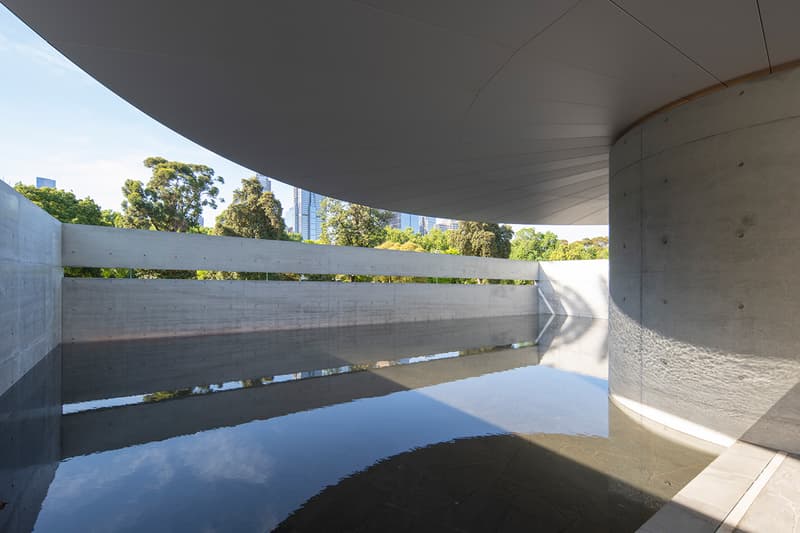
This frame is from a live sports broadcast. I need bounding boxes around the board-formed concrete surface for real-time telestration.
[62,278,537,342]
[0,181,62,397]
[609,66,800,451]
[63,224,537,280]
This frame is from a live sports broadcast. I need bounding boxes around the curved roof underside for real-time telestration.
[4,0,800,224]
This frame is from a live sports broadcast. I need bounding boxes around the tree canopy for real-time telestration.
[379,227,457,254]
[510,227,560,261]
[214,176,286,240]
[120,157,223,232]
[14,184,109,226]
[375,240,426,252]
[319,199,392,247]
[450,221,514,258]
[546,237,609,260]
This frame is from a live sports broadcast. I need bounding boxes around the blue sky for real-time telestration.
[0,5,607,241]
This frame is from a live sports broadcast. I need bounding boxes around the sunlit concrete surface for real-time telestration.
[609,66,800,449]
[609,66,800,532]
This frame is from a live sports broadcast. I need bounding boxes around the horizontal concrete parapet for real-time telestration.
[62,224,538,280]
[62,279,538,342]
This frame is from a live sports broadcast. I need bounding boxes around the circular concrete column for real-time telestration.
[608,66,800,451]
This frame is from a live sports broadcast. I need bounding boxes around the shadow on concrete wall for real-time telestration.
[610,292,800,454]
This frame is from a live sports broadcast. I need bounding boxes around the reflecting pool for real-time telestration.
[0,315,717,532]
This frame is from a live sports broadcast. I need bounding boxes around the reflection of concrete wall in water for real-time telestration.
[537,315,608,380]
[609,67,800,452]
[62,315,539,403]
[534,261,609,380]
[0,181,62,397]
[0,347,61,533]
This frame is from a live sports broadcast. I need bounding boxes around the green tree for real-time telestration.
[510,227,560,261]
[15,184,114,277]
[14,183,107,226]
[383,227,419,246]
[420,228,457,254]
[214,176,285,240]
[543,237,609,261]
[120,157,223,232]
[450,221,514,258]
[319,199,392,248]
[375,241,426,252]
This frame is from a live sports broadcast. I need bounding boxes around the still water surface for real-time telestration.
[1,315,716,532]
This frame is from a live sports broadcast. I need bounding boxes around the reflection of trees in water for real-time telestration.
[143,377,276,403]
[139,343,542,405]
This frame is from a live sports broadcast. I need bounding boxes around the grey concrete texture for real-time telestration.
[0,180,62,397]
[736,453,800,532]
[638,442,777,533]
[62,278,538,342]
[608,66,800,452]
[62,315,539,403]
[538,259,608,319]
[62,223,538,280]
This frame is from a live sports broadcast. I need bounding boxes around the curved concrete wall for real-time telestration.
[609,67,800,452]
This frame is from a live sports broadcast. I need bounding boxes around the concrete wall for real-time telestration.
[609,67,800,452]
[0,181,62,397]
[63,224,537,280]
[538,260,608,319]
[63,279,537,342]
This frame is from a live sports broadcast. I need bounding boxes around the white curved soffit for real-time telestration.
[3,0,799,223]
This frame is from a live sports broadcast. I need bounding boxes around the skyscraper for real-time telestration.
[35,177,56,188]
[256,174,271,192]
[292,187,300,234]
[291,187,325,241]
[285,207,296,233]
[388,212,422,234]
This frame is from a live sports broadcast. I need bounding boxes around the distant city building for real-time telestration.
[256,174,271,192]
[433,218,459,232]
[292,187,300,235]
[298,187,324,241]
[291,186,425,239]
[285,206,296,233]
[420,216,430,235]
[388,212,422,234]
[36,177,56,188]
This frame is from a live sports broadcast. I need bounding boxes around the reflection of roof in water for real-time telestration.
[277,422,715,533]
